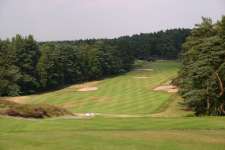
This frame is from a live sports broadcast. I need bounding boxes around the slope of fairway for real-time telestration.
[19,60,180,115]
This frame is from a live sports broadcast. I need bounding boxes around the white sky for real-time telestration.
[0,0,224,41]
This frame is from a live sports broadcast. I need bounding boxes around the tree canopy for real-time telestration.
[0,28,190,96]
[178,16,225,116]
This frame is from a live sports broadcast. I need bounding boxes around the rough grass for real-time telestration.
[17,60,181,115]
[0,130,225,150]
[151,94,193,117]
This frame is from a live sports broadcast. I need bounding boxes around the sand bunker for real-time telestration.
[66,81,99,92]
[154,85,178,93]
[133,76,151,79]
[77,87,98,92]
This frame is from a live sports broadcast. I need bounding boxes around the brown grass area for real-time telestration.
[0,100,73,118]
[108,130,225,144]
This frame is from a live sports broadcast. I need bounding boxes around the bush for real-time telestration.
[0,100,73,118]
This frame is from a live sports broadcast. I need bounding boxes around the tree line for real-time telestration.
[177,16,225,115]
[0,36,134,96]
[115,28,191,60]
[0,29,190,96]
[44,28,190,60]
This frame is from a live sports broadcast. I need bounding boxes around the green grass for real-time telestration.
[1,116,225,131]
[0,117,225,150]
[26,60,180,114]
[0,60,225,150]
[1,130,225,150]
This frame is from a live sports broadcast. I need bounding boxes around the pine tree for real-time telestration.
[178,17,225,115]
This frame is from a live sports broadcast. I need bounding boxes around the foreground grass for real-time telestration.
[1,116,225,131]
[0,117,225,150]
[23,60,180,114]
[1,130,225,150]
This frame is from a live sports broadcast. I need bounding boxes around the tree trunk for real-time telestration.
[215,72,224,96]
[206,80,210,114]
[219,102,225,114]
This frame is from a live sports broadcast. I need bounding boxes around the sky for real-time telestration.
[0,0,224,41]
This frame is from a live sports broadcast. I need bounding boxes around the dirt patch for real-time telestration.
[154,85,178,93]
[133,76,151,79]
[77,87,98,92]
[0,96,28,104]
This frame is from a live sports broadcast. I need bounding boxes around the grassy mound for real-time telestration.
[0,100,73,118]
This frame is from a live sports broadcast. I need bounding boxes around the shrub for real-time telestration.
[0,100,73,118]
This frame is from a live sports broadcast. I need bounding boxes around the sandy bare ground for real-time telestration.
[77,87,98,92]
[0,96,28,104]
[65,81,100,92]
[154,85,178,93]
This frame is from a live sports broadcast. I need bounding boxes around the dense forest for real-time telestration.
[0,29,189,96]
[43,28,190,60]
[178,16,225,115]
[0,37,134,96]
[115,29,190,60]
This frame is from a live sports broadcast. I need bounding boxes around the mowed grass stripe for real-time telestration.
[24,60,180,114]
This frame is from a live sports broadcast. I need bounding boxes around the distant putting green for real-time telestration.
[24,60,180,114]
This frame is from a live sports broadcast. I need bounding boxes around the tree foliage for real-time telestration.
[178,16,225,115]
[114,29,191,60]
[11,35,40,94]
[0,40,21,96]
[0,37,135,95]
[0,28,190,96]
